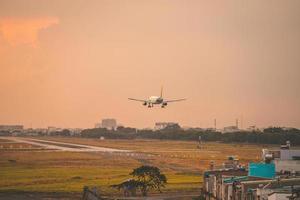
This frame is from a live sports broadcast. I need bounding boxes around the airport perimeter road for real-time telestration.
[109,193,200,200]
[0,137,130,152]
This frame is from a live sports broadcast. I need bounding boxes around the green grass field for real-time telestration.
[0,137,268,197]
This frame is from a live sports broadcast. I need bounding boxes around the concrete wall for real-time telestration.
[274,159,300,172]
[280,149,300,160]
[268,193,290,200]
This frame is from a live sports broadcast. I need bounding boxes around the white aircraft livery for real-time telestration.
[128,87,186,108]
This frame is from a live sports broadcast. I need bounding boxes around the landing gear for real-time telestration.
[161,105,165,108]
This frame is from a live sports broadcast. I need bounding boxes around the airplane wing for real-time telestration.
[164,98,186,103]
[128,98,147,102]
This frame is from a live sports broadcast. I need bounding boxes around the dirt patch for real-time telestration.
[0,191,82,200]
[0,139,12,143]
[0,142,45,152]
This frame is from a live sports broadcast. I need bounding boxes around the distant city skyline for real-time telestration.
[0,0,299,129]
[0,119,299,130]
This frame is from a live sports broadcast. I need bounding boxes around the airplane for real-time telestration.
[128,87,186,108]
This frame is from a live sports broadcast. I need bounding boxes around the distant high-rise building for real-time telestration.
[223,126,239,133]
[47,126,62,134]
[101,119,117,130]
[214,119,217,130]
[0,125,23,132]
[154,122,180,130]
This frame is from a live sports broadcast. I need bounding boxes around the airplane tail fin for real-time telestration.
[160,86,163,98]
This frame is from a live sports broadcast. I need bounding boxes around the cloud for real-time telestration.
[0,17,59,47]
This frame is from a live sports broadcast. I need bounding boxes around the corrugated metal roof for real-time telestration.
[223,176,249,183]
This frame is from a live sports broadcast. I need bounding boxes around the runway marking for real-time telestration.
[0,137,130,152]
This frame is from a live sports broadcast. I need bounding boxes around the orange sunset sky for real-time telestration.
[0,0,299,129]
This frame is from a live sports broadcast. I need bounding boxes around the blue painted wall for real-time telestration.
[248,162,275,179]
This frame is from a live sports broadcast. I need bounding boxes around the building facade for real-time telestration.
[154,122,180,130]
[101,119,117,130]
[0,125,23,132]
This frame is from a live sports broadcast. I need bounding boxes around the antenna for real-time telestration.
[214,119,217,130]
[241,115,244,129]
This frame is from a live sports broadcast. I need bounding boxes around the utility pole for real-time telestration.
[214,119,217,131]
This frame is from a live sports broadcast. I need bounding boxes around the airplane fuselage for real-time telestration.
[149,96,164,104]
[128,87,185,108]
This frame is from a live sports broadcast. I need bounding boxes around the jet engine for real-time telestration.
[143,102,147,106]
[161,102,167,108]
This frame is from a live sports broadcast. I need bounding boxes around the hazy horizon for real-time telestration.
[0,0,300,129]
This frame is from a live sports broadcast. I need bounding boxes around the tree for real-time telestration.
[130,165,167,196]
[61,129,71,136]
[116,126,136,134]
[111,179,141,197]
[111,166,167,197]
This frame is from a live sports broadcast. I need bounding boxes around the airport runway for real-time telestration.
[0,137,130,152]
